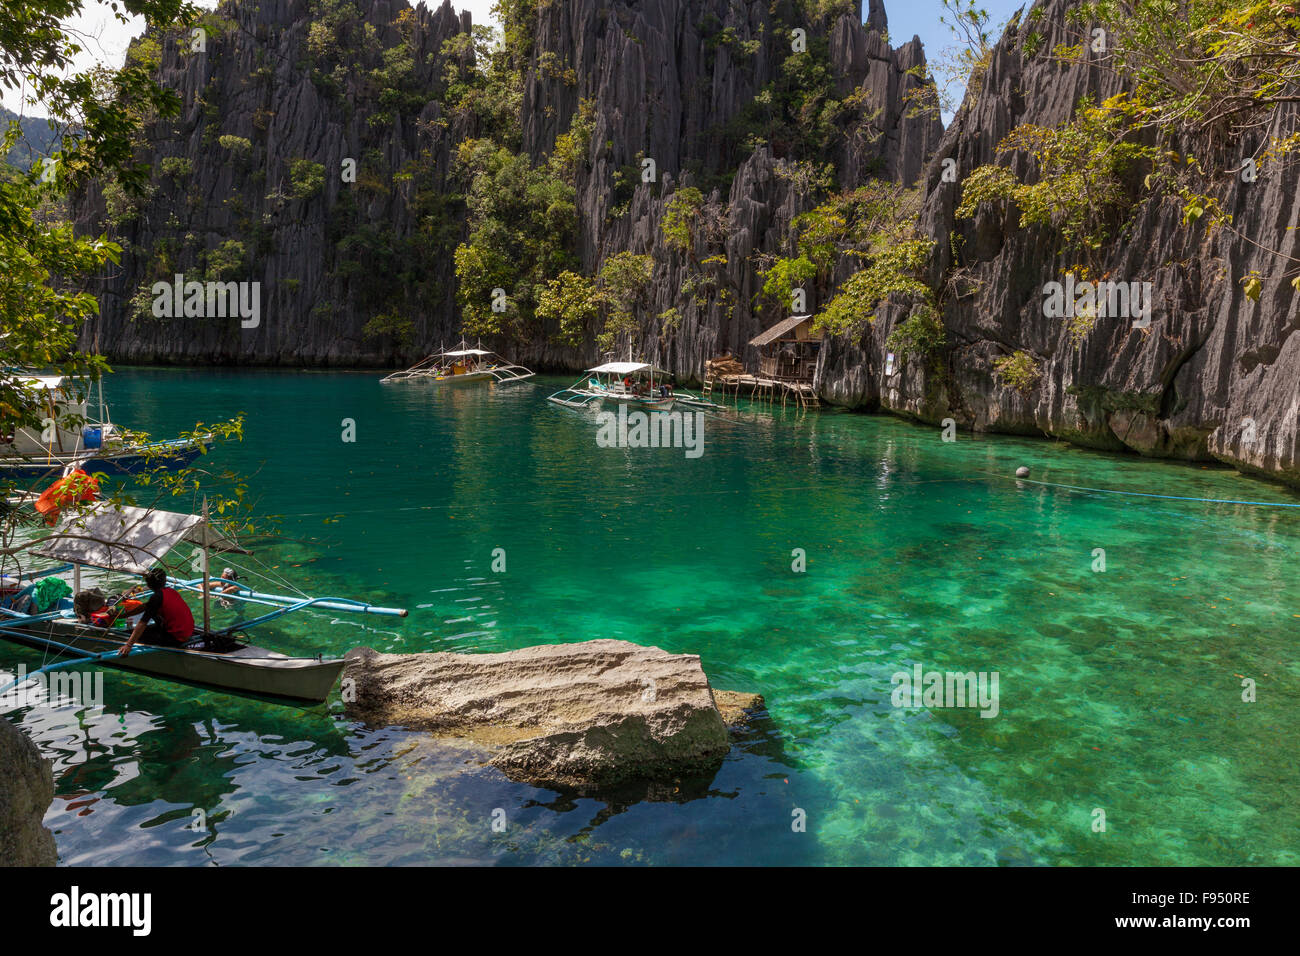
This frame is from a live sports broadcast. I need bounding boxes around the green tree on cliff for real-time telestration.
[994,2,1300,292]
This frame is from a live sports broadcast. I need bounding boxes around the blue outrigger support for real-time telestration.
[546,386,603,409]
[0,624,158,697]
[169,576,409,633]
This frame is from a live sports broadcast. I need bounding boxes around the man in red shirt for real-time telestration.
[118,567,195,655]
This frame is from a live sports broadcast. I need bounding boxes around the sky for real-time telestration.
[4,0,1030,119]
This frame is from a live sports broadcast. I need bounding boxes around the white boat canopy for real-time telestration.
[32,503,247,574]
[440,349,493,357]
[587,362,656,375]
[2,374,66,390]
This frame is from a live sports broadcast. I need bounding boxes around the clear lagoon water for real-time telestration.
[4,367,1298,866]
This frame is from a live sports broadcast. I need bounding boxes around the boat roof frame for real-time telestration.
[586,362,673,376]
[30,502,247,575]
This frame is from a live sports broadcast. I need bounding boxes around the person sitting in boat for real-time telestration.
[118,567,195,655]
[74,588,108,624]
[76,588,145,628]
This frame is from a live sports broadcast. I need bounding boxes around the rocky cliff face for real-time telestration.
[519,0,941,374]
[0,717,58,866]
[73,0,940,371]
[76,0,477,365]
[72,0,1298,484]
[830,0,1300,486]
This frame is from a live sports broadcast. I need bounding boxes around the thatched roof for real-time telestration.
[749,315,811,347]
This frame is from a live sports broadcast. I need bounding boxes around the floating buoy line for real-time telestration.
[258,469,1300,521]
[987,471,1300,509]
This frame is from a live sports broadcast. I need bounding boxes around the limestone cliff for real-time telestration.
[516,0,940,374]
[75,0,477,365]
[827,0,1300,485]
[73,0,940,371]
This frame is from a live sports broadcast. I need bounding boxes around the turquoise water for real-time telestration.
[4,367,1298,866]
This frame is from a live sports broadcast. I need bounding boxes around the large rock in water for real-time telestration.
[342,640,761,790]
[0,718,58,866]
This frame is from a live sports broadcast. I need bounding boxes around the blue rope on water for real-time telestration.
[1010,476,1300,508]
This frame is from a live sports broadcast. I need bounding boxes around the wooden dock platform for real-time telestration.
[706,372,820,408]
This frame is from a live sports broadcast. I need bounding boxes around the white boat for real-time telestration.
[547,362,678,411]
[0,374,210,483]
[381,342,534,385]
[0,502,406,705]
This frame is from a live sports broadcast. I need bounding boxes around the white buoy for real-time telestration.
[1015,466,1030,478]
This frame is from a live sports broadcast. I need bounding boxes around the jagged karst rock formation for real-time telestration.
[836,0,1300,485]
[73,0,940,371]
[342,640,764,790]
[0,718,58,866]
[76,0,477,365]
[517,0,940,374]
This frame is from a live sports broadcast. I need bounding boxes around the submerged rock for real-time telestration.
[0,718,58,866]
[343,640,761,790]
[712,689,766,727]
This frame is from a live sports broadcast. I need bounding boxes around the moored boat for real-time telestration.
[0,374,211,484]
[0,438,208,483]
[547,362,678,411]
[0,502,406,705]
[381,341,534,385]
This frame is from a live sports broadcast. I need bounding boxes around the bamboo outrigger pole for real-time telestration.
[201,496,211,636]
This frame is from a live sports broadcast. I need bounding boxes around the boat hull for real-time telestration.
[431,370,494,385]
[384,370,493,385]
[0,440,208,484]
[0,619,345,705]
[601,394,676,412]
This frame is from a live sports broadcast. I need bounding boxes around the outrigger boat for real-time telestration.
[380,341,534,385]
[547,362,678,411]
[0,374,210,483]
[0,503,406,705]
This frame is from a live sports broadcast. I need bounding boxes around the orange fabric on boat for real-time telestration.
[34,469,100,526]
[91,597,144,627]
